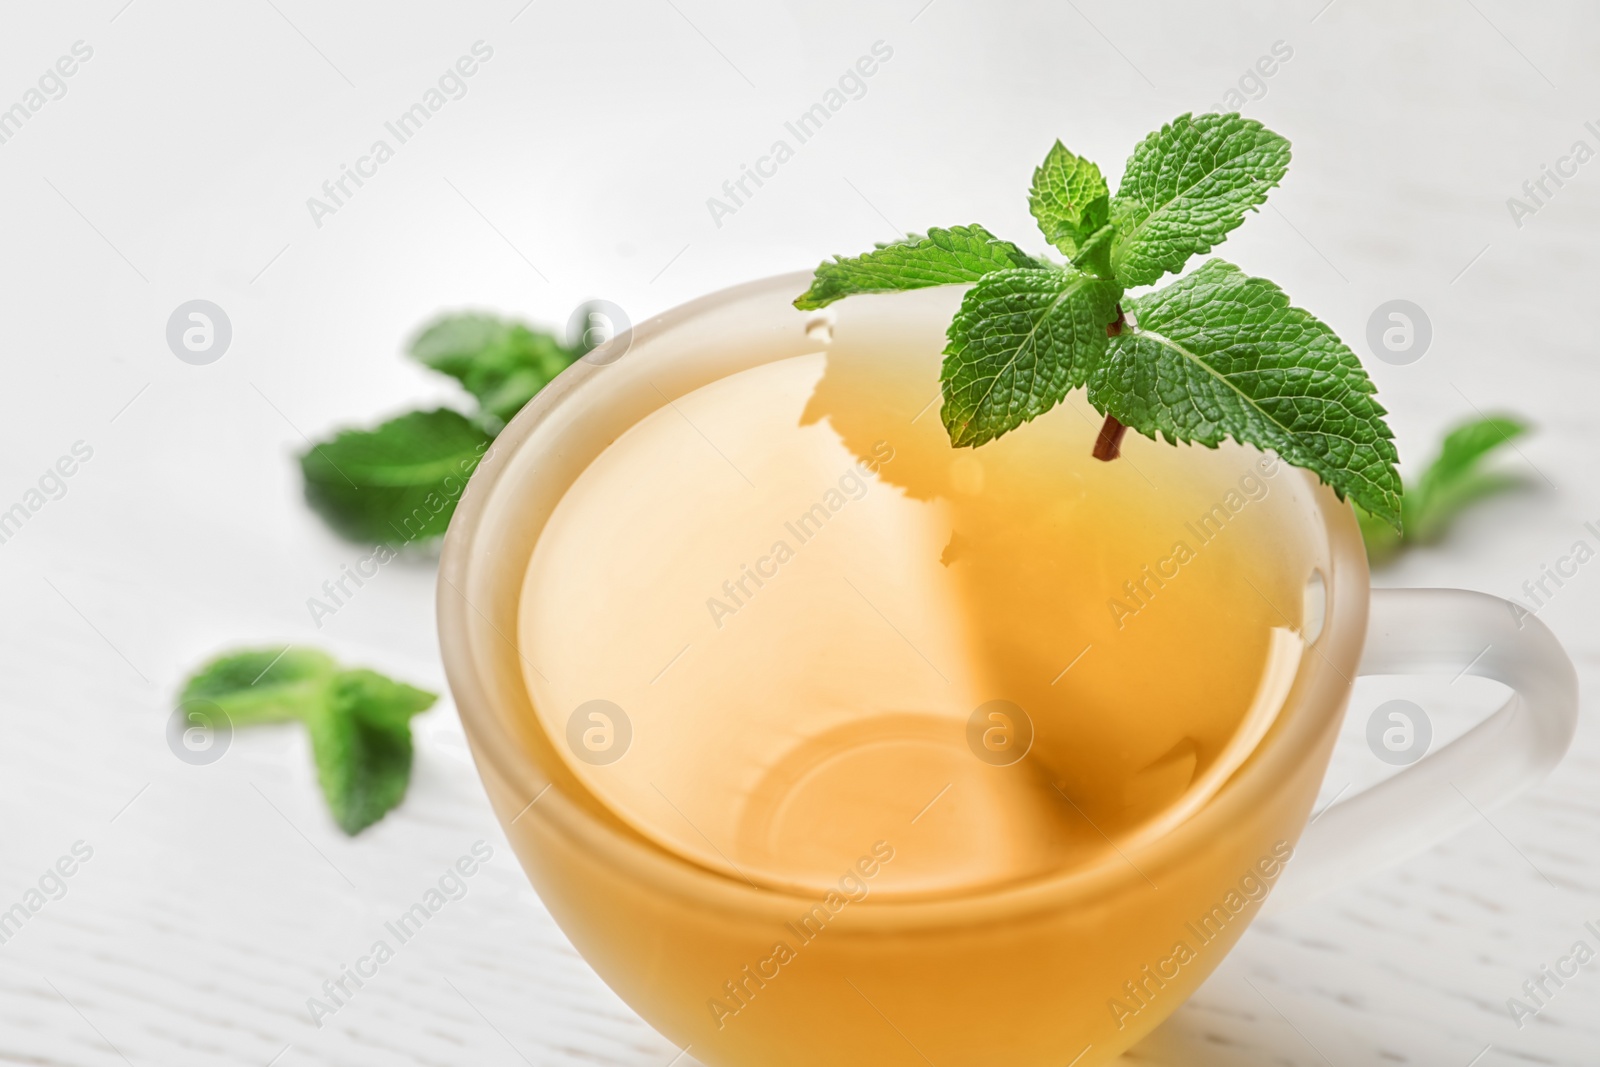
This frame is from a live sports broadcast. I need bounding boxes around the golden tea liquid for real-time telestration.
[517,338,1327,900]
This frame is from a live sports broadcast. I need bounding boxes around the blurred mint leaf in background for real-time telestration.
[300,408,492,545]
[410,314,580,431]
[180,647,338,725]
[1359,414,1531,563]
[300,311,579,546]
[179,648,437,834]
[311,668,437,834]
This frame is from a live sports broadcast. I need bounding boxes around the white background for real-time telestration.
[2,1,1599,1064]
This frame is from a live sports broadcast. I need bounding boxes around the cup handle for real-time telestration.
[1267,587,1579,911]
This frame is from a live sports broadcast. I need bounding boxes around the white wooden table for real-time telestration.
[3,1,1598,1063]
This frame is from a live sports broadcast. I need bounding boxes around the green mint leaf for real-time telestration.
[175,648,437,835]
[409,313,509,376]
[1072,222,1118,279]
[1029,141,1111,261]
[1110,113,1291,287]
[180,647,338,725]
[794,226,1044,310]
[1087,259,1401,525]
[300,408,492,545]
[1360,414,1529,559]
[1406,414,1528,540]
[305,669,437,835]
[330,668,439,728]
[410,314,578,430]
[940,267,1122,447]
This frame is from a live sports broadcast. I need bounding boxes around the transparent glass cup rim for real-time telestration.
[438,271,1370,929]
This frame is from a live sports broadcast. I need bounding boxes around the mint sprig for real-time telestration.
[794,111,1403,529]
[299,312,582,545]
[410,314,579,431]
[180,647,437,834]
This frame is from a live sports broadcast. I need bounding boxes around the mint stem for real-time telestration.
[1093,415,1127,461]
[1093,306,1128,461]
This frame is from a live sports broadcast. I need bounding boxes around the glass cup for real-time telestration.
[438,273,1577,1067]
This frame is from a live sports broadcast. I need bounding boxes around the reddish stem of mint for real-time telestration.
[1093,306,1128,462]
